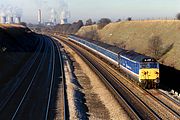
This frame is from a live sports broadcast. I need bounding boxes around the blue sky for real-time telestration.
[0,0,180,23]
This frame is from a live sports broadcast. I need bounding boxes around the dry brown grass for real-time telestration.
[76,20,180,70]
[76,25,97,36]
[0,24,24,28]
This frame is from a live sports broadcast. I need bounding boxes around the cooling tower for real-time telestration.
[8,16,14,24]
[15,17,21,23]
[0,16,7,24]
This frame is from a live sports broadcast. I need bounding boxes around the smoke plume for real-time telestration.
[0,4,23,17]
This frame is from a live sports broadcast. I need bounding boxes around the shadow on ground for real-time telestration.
[67,54,90,119]
[159,64,180,93]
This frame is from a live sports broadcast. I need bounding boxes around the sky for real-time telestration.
[0,0,180,23]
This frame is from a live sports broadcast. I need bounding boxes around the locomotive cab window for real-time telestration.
[149,63,158,68]
[140,63,148,68]
[140,62,158,68]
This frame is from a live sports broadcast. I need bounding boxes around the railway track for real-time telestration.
[11,39,48,120]
[96,51,180,119]
[55,35,180,120]
[158,89,180,105]
[10,36,62,120]
[0,37,49,120]
[147,89,180,118]
[53,36,161,120]
[54,40,68,120]
[158,90,180,106]
[44,38,56,120]
[0,35,66,119]
[45,37,67,120]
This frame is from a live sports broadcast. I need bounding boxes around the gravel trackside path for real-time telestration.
[62,43,130,120]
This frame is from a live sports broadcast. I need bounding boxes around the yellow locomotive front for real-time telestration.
[139,58,160,88]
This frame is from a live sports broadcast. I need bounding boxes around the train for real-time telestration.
[68,35,160,89]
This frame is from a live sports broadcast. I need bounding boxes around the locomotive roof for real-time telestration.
[70,35,155,62]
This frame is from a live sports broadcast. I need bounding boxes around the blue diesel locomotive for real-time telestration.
[68,35,160,88]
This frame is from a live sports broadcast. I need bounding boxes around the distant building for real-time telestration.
[60,18,68,24]
[38,9,42,24]
[45,22,55,26]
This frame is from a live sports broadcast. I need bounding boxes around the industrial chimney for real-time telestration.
[38,9,42,24]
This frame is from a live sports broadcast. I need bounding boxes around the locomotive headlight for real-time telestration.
[155,71,159,75]
[143,71,147,75]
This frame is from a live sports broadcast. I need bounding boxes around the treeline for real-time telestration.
[51,16,132,35]
[52,20,83,34]
[84,17,132,29]
[42,12,180,35]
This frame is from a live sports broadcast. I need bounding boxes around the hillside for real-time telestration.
[76,20,180,70]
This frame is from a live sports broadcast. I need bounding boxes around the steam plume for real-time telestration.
[0,4,23,17]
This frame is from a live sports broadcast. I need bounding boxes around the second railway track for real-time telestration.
[0,35,67,120]
[53,36,160,119]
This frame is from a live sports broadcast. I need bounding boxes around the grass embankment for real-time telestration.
[76,20,180,92]
[0,24,39,83]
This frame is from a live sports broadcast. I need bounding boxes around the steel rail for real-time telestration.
[146,90,180,118]
[158,90,180,106]
[53,38,68,120]
[45,38,56,120]
[10,37,48,120]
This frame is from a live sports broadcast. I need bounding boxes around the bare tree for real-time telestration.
[116,19,121,22]
[148,36,163,59]
[85,19,93,26]
[84,30,99,40]
[19,22,27,27]
[127,17,132,21]
[93,22,96,24]
[113,41,126,49]
[97,18,111,29]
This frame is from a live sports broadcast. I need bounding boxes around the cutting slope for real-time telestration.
[76,20,180,70]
